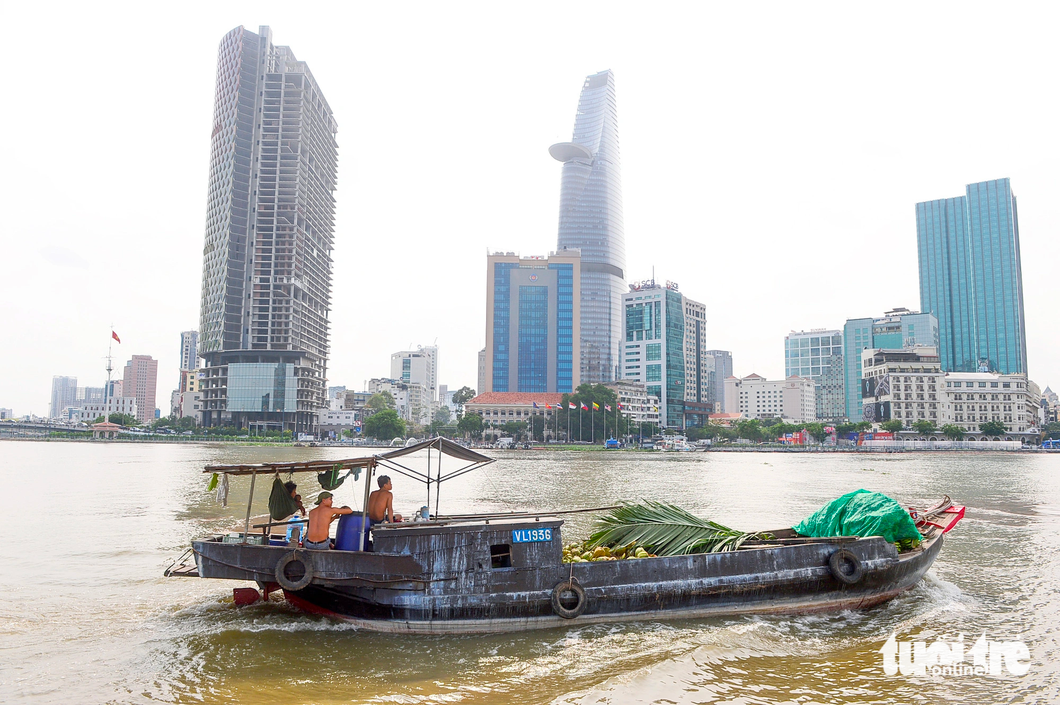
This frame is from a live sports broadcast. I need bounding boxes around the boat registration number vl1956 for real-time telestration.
[511,528,553,543]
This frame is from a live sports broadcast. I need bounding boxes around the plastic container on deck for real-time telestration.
[335,514,368,551]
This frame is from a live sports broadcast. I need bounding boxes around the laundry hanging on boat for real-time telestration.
[318,462,360,491]
[206,472,229,507]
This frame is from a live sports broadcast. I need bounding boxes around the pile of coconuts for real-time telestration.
[561,540,656,563]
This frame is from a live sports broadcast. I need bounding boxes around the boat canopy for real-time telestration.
[205,438,496,530]
[203,437,494,480]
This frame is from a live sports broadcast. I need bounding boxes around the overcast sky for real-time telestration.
[2,2,1059,416]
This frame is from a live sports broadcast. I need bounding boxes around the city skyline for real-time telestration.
[5,4,1060,416]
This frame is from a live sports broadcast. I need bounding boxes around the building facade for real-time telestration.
[683,298,711,408]
[50,376,78,419]
[179,331,198,374]
[196,26,339,433]
[843,309,938,421]
[318,409,360,438]
[941,372,1039,434]
[76,397,138,423]
[464,392,563,441]
[784,329,845,420]
[916,178,1027,375]
[390,346,438,403]
[725,374,816,422]
[550,70,626,384]
[484,251,581,394]
[620,280,710,429]
[705,350,733,412]
[860,346,943,426]
[476,348,486,397]
[122,355,158,423]
[603,380,661,428]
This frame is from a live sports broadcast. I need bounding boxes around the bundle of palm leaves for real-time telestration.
[588,500,767,555]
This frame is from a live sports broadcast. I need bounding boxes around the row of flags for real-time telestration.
[529,401,653,412]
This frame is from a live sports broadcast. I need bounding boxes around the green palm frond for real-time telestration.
[588,500,764,555]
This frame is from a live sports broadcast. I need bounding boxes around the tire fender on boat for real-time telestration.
[828,548,864,585]
[551,579,587,619]
[275,551,315,591]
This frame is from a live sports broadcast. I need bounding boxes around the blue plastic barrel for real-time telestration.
[335,514,367,551]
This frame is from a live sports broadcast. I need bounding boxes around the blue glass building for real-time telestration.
[916,178,1027,374]
[484,252,580,393]
[842,309,939,421]
[550,70,626,384]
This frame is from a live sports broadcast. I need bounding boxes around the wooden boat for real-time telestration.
[166,438,963,634]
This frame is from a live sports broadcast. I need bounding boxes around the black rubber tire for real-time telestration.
[275,551,314,591]
[551,580,587,619]
[828,548,864,585]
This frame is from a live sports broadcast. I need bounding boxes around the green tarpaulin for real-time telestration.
[793,489,922,543]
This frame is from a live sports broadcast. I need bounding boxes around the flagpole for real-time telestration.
[104,326,116,423]
[579,405,582,442]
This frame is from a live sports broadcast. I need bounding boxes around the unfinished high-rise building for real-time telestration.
[196,26,339,432]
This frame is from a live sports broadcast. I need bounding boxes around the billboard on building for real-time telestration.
[862,401,891,422]
[861,375,890,399]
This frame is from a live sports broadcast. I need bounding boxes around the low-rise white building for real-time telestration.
[725,374,816,422]
[942,371,1039,434]
[318,409,360,437]
[76,397,138,423]
[464,392,563,441]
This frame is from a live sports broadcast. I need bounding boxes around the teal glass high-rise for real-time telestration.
[916,179,1027,374]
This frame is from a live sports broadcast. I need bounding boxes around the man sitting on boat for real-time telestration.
[368,475,403,525]
[304,492,354,550]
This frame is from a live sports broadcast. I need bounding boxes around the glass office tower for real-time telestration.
[784,329,845,420]
[550,70,626,384]
[484,251,580,394]
[916,178,1027,375]
[197,26,339,432]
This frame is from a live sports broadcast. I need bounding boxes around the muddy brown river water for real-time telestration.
[1,441,1057,703]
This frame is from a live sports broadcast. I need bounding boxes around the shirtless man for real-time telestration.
[303,492,353,550]
[368,475,402,524]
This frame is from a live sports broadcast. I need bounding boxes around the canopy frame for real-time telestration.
[203,438,494,545]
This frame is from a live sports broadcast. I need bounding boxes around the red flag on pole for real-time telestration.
[112,331,121,344]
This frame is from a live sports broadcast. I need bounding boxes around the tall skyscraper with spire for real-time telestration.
[196,26,339,432]
[550,70,626,384]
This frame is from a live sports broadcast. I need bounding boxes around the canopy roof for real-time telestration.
[203,437,493,480]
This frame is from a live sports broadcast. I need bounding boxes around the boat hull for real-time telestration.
[192,530,942,634]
